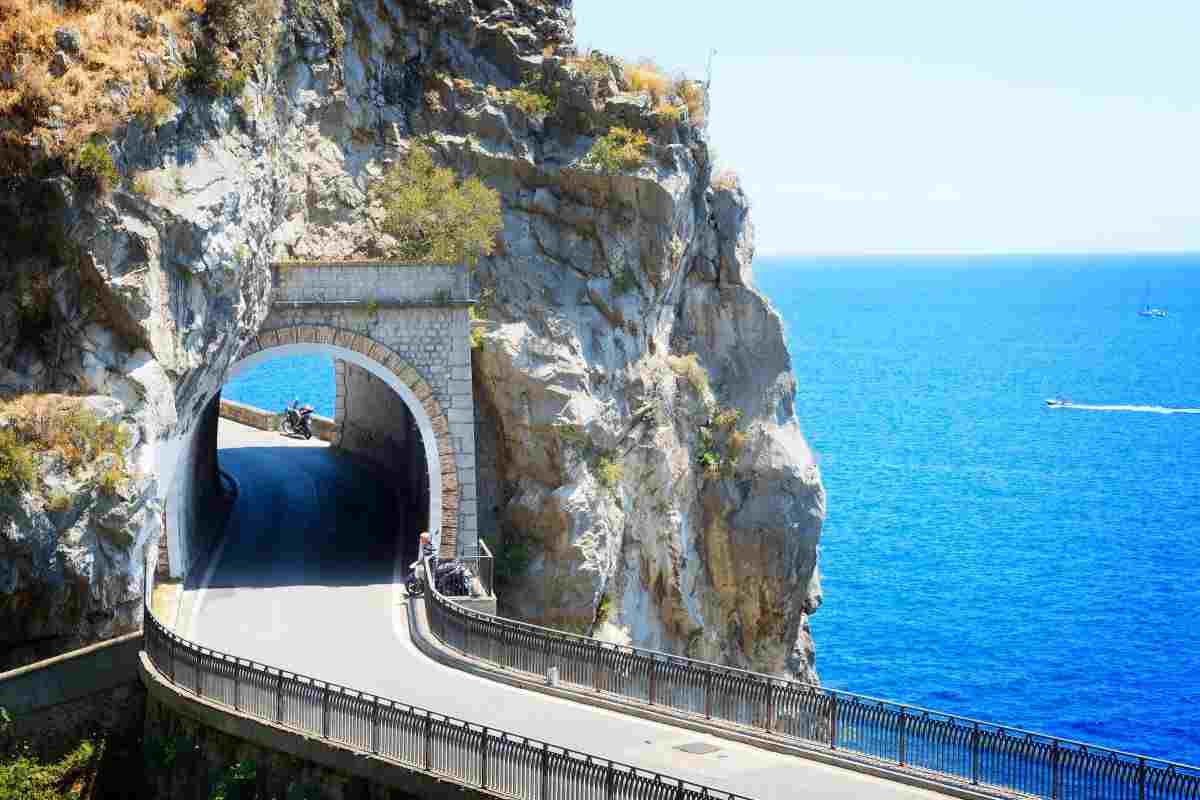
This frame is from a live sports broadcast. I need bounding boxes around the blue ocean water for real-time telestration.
[223,354,336,418]
[224,254,1200,764]
[756,254,1200,765]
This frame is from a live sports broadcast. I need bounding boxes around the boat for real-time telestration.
[1138,282,1168,318]
[1045,398,1069,408]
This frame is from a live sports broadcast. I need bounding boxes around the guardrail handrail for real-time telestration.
[141,603,752,800]
[423,559,1200,800]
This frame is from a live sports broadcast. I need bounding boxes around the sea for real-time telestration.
[225,252,1200,765]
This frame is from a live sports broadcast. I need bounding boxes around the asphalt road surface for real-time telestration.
[184,419,953,800]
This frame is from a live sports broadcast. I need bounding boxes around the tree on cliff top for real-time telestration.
[375,145,503,267]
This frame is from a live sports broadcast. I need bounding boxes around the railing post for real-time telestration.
[371,699,380,754]
[592,641,601,693]
[704,670,713,720]
[1050,740,1060,799]
[233,660,241,711]
[424,714,433,770]
[1138,757,1146,800]
[898,706,907,766]
[829,693,839,750]
[540,744,549,800]
[275,672,284,724]
[168,636,176,683]
[195,650,203,697]
[322,685,331,738]
[648,658,658,706]
[605,761,615,800]
[764,681,775,732]
[480,727,489,790]
[971,722,980,785]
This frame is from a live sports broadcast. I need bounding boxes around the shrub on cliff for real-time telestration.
[374,144,503,267]
[584,127,649,174]
[72,140,118,193]
[0,394,131,495]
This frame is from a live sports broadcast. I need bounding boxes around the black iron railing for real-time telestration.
[142,605,750,800]
[424,563,1200,800]
[458,540,494,598]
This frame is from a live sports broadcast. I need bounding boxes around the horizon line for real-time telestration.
[756,249,1200,260]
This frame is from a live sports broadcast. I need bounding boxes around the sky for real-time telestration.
[574,1,1200,256]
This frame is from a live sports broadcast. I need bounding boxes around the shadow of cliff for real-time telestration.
[186,445,421,592]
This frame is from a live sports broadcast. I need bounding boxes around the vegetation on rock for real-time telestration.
[0,394,130,495]
[503,85,552,117]
[0,0,198,175]
[584,127,649,174]
[374,144,503,267]
[0,738,97,800]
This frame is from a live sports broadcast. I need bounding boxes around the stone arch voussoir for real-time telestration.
[234,324,460,558]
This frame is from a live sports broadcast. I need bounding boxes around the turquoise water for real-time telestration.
[757,254,1200,764]
[225,254,1200,764]
[224,354,336,418]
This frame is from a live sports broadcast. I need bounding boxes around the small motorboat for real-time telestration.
[1045,398,1069,408]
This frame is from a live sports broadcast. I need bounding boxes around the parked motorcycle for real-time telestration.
[279,399,315,439]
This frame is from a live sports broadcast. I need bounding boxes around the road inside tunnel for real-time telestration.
[181,418,421,668]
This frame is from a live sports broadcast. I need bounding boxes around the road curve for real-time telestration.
[184,420,951,800]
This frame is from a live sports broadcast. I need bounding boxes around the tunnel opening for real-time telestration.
[163,344,441,595]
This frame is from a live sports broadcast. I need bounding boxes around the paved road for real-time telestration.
[185,420,952,800]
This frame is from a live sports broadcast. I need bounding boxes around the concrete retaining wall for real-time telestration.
[0,631,143,716]
[0,631,145,756]
[219,398,337,442]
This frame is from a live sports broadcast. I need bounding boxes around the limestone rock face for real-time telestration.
[0,0,824,680]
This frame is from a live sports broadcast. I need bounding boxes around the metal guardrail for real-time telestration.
[424,564,1200,800]
[142,604,751,800]
[459,540,494,598]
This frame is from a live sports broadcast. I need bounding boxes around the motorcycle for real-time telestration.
[279,399,315,439]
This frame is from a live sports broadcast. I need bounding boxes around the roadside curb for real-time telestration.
[406,600,1015,800]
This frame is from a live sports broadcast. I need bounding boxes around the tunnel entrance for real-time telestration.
[208,343,441,579]
[160,322,468,585]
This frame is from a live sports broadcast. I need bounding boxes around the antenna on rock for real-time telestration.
[705,48,717,91]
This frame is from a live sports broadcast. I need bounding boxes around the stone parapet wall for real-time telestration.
[272,262,469,306]
[0,631,144,755]
[218,398,337,442]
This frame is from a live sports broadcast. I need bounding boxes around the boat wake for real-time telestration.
[1048,402,1200,415]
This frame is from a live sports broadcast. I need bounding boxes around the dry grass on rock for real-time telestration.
[0,0,199,174]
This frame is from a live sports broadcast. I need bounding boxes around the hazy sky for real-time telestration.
[574,1,1200,256]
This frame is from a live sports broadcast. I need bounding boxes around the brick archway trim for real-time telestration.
[234,324,460,558]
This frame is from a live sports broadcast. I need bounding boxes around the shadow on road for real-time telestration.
[189,444,422,592]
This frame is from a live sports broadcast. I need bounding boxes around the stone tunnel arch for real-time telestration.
[225,324,460,559]
[159,262,477,583]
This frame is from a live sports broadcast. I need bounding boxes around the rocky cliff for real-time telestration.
[0,0,824,679]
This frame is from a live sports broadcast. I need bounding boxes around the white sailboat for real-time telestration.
[1138,282,1168,318]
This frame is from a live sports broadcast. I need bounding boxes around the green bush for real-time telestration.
[46,489,71,512]
[73,141,119,192]
[584,127,649,174]
[211,759,257,800]
[0,429,37,493]
[595,454,624,490]
[0,740,96,800]
[0,395,132,494]
[505,86,552,117]
[374,145,503,267]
